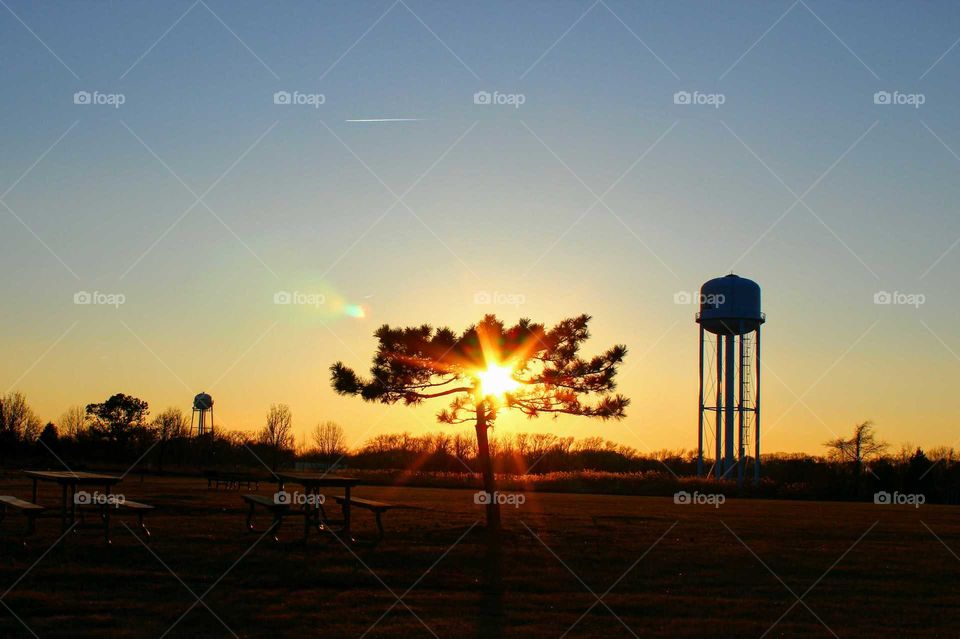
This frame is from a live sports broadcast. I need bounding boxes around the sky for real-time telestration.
[1,0,959,456]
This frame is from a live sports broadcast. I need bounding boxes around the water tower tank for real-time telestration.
[696,274,764,335]
[193,392,213,410]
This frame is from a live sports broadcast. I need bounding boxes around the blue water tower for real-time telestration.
[695,274,765,486]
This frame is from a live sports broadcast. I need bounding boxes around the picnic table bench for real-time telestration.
[205,470,266,491]
[241,483,402,547]
[78,499,155,537]
[24,470,122,540]
[242,494,316,541]
[333,496,399,547]
[23,470,154,542]
[0,495,44,538]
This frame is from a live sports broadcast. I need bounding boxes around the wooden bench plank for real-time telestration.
[332,496,405,547]
[242,494,289,510]
[120,500,154,511]
[0,496,44,511]
[0,495,44,539]
[333,496,395,512]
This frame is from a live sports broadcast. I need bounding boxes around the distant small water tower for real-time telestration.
[696,274,765,486]
[191,392,214,437]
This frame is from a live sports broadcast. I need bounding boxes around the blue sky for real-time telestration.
[2,0,959,454]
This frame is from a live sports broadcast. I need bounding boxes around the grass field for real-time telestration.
[0,474,957,638]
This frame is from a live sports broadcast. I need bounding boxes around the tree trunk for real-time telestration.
[474,401,501,531]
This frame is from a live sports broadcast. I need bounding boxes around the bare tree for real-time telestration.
[151,407,189,472]
[153,407,189,440]
[311,420,346,457]
[259,404,294,469]
[824,421,888,476]
[1,392,43,443]
[58,405,87,439]
[452,431,475,460]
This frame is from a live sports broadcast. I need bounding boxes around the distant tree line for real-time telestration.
[2,391,958,503]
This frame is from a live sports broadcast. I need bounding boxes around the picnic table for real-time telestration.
[274,473,362,540]
[24,470,122,538]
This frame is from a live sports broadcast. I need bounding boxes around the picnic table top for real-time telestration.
[24,470,122,484]
[275,472,362,487]
[203,469,269,480]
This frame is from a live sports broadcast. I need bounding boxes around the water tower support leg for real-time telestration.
[724,334,735,478]
[754,327,762,486]
[715,337,723,480]
[738,327,745,488]
[697,326,704,477]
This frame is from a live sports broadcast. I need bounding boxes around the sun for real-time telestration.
[476,362,520,398]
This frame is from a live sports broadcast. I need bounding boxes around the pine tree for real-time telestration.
[331,314,629,530]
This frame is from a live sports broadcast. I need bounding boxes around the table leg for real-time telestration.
[61,483,68,531]
[343,485,352,540]
[104,484,111,544]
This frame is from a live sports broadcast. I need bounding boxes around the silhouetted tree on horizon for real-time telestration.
[824,420,888,478]
[152,407,189,472]
[258,403,294,470]
[0,392,43,458]
[86,393,150,457]
[331,314,629,530]
[312,420,347,458]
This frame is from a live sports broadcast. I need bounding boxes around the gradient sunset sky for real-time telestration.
[2,1,959,455]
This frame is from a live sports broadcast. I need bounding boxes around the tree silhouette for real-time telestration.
[258,403,294,470]
[331,314,628,530]
[312,420,347,458]
[86,393,149,450]
[824,420,888,477]
[152,407,189,472]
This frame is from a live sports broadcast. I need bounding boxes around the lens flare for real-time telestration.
[344,304,366,318]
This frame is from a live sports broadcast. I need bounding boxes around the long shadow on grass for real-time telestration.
[479,529,504,639]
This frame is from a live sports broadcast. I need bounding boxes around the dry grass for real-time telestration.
[0,475,956,638]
